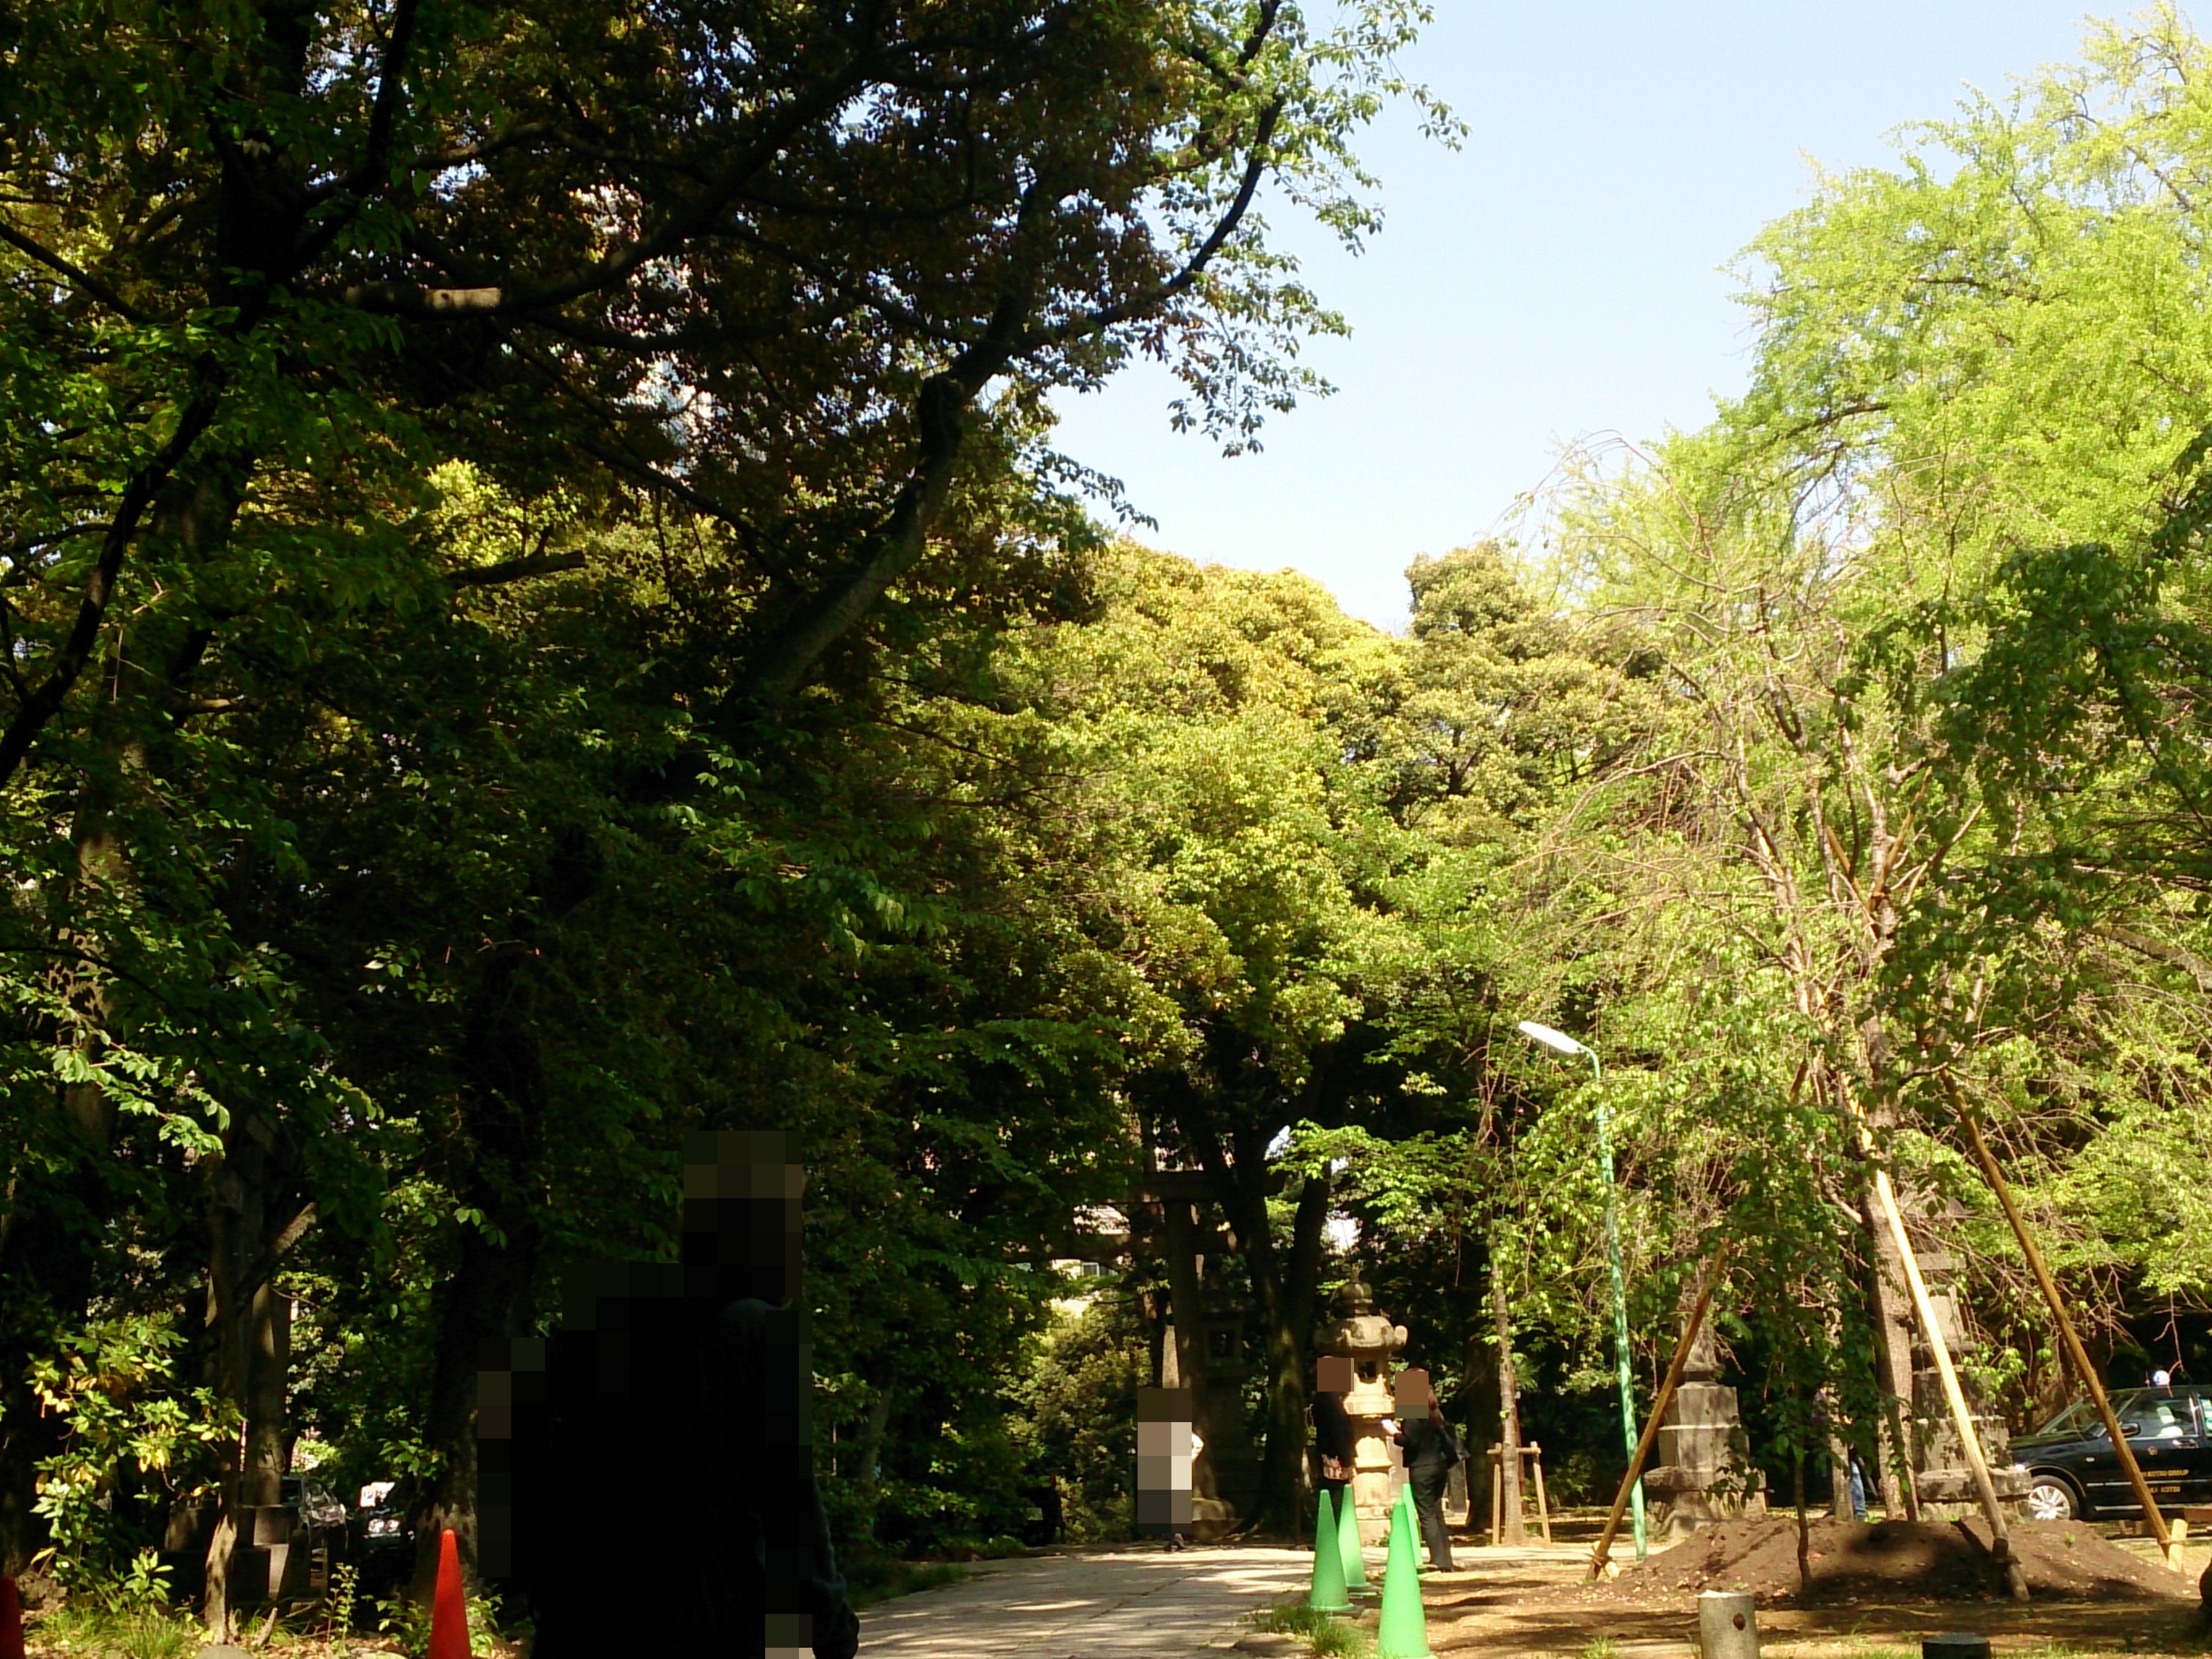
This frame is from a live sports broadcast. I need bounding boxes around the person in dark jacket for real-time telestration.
[481,1130,860,1658]
[1310,1354,1358,1534]
[1389,1368,1458,1571]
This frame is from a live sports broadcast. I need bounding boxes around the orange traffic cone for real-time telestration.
[429,1528,469,1659]
[0,1575,24,1659]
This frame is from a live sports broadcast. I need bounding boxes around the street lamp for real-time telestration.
[1516,1020,1648,1562]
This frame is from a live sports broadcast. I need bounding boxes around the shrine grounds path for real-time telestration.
[855,1542,1317,1657]
[858,1532,2212,1659]
[854,1540,1593,1658]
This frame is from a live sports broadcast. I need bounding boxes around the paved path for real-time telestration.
[856,1544,1316,1657]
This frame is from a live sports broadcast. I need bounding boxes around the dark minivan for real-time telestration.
[2011,1384,2212,1521]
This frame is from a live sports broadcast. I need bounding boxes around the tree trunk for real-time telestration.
[1193,1135,1328,1538]
[1491,1257,1525,1544]
[849,1378,895,1549]
[245,1285,289,1511]
[413,1208,537,1598]
[408,895,578,1598]
[201,1122,263,1641]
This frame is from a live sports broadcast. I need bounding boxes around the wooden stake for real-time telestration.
[1869,1165,2029,1601]
[1589,1246,1732,1578]
[1951,1079,2177,1570]
[1488,1446,1500,1545]
[1529,1443,1553,1543]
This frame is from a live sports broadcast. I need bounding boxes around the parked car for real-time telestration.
[2011,1383,2212,1521]
[349,1481,416,1598]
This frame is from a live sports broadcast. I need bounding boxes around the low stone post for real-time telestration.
[1698,1591,1758,1659]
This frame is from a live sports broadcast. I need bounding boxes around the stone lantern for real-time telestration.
[1316,1275,1407,1544]
[1642,1310,1765,1537]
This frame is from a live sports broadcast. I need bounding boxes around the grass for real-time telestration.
[1249,1600,1377,1657]
[28,1604,201,1659]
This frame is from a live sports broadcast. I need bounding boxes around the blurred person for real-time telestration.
[1137,1387,1200,1549]
[480,1130,859,1659]
[1310,1355,1358,1537]
[1389,1368,1460,1571]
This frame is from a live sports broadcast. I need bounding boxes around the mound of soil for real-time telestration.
[1581,1516,2193,1608]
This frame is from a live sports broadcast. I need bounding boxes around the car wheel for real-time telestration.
[2026,1474,2078,1522]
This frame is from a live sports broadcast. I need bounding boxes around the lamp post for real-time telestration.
[1516,1020,1647,1561]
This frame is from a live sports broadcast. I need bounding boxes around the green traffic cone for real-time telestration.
[1336,1481,1370,1593]
[1377,1482,1433,1658]
[1307,1488,1352,1613]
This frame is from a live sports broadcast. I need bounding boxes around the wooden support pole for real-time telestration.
[1589,1247,1731,1578]
[1951,1080,2177,1570]
[1489,1446,1502,1546]
[1868,1165,2030,1601]
[1529,1444,1553,1543]
[1489,1443,1553,1544]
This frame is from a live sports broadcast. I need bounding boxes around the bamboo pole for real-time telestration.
[1950,1079,2177,1569]
[1867,1165,2030,1601]
[1589,1247,1731,1578]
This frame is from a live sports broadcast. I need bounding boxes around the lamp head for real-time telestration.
[1516,1020,1589,1058]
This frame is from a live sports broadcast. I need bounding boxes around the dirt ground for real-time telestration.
[1585,1516,2193,1608]
[1235,1516,2211,1659]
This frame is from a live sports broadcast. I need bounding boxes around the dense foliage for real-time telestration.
[4,1,2211,1638]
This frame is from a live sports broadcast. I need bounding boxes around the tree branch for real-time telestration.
[448,552,588,588]
[233,1202,318,1305]
[0,216,153,324]
[1029,100,1282,348]
[344,51,880,318]
[0,383,225,791]
[735,373,972,706]
[349,0,422,196]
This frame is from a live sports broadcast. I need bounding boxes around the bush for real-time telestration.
[26,1318,233,1597]
[1006,1301,1147,1543]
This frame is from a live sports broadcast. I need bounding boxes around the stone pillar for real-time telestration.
[1642,1311,1766,1538]
[1902,1204,2027,1518]
[1316,1276,1407,1545]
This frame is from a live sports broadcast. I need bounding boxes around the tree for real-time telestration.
[0,0,1453,1612]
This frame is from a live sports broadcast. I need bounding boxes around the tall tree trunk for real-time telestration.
[1491,1256,1525,1544]
[413,1206,537,1598]
[407,838,589,1600]
[1245,1163,1329,1537]
[1183,1120,1328,1538]
[201,1119,265,1641]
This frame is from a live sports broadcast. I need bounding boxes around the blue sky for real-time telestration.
[1048,2,2108,629]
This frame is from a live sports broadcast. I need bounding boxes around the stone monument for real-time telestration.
[1902,1199,2029,1517]
[1641,1311,1765,1538]
[1316,1275,1407,1544]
